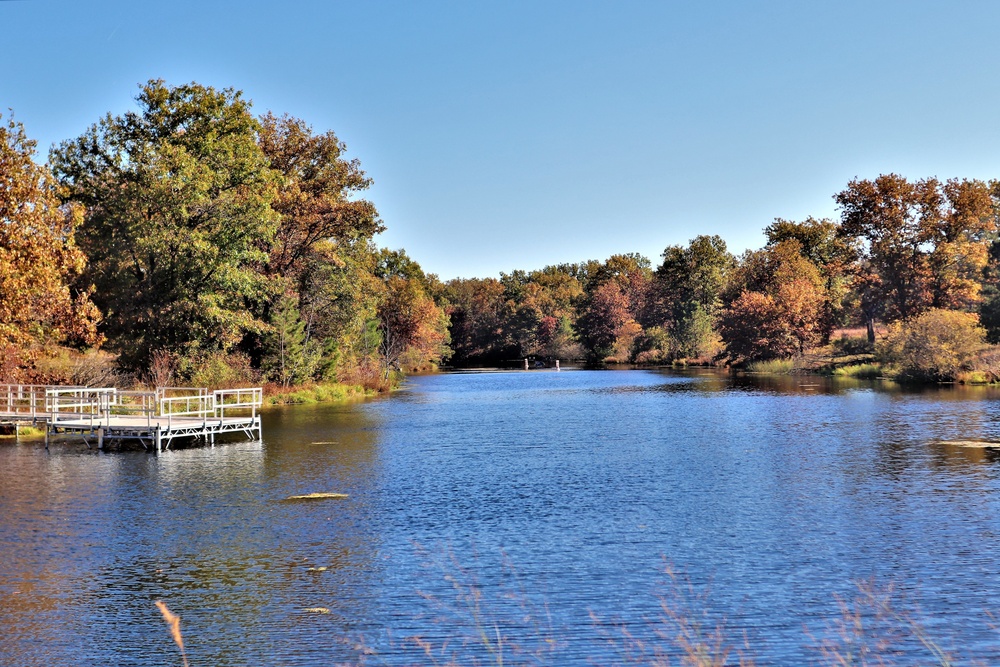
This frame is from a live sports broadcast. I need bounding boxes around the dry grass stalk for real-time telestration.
[402,546,559,666]
[812,580,953,667]
[155,600,190,667]
[592,563,756,667]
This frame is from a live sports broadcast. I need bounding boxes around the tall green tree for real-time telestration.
[51,80,280,369]
[297,238,382,374]
[254,113,383,381]
[261,292,320,387]
[647,235,732,359]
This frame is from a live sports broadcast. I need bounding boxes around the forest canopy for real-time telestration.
[5,80,1000,387]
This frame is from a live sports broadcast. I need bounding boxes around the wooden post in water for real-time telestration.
[97,427,104,450]
[154,426,162,456]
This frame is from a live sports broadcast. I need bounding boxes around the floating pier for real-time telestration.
[0,384,262,454]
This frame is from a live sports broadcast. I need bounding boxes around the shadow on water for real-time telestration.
[0,402,386,667]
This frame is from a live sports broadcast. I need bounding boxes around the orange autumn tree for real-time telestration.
[576,253,651,362]
[718,240,825,362]
[258,112,383,282]
[374,249,451,378]
[0,115,100,379]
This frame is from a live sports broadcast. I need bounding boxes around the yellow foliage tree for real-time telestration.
[0,115,100,378]
[878,309,986,381]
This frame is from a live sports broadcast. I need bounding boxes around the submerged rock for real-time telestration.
[938,440,1000,448]
[284,492,349,501]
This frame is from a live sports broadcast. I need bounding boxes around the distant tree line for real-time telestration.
[3,80,1000,386]
[441,175,1000,377]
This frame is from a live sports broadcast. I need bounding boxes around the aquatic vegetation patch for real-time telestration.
[264,383,373,405]
[937,440,1000,448]
[831,363,882,378]
[744,358,795,374]
[283,492,349,501]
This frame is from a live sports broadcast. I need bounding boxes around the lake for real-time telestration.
[3,369,1000,665]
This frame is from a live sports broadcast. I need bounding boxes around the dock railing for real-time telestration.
[46,387,117,429]
[15,385,264,446]
[156,386,210,400]
[0,384,65,418]
[110,390,158,427]
[158,394,215,417]
[214,388,263,420]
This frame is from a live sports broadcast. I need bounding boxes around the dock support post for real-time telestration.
[555,359,560,371]
[524,358,529,370]
[14,423,19,442]
[97,427,104,450]
[154,426,161,456]
[44,423,49,451]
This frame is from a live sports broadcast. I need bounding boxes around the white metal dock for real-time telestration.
[0,385,263,454]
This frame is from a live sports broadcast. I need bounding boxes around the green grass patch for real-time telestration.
[831,363,882,378]
[0,425,45,438]
[745,358,795,374]
[264,382,373,406]
[957,370,992,385]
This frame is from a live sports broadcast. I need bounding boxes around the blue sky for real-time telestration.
[4,0,1000,279]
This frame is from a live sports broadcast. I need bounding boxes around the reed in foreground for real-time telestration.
[155,600,189,667]
[153,565,964,666]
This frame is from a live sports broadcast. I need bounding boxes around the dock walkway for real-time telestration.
[0,385,262,454]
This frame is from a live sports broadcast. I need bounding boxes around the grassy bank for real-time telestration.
[262,382,377,406]
[745,358,796,374]
[830,362,882,378]
[0,425,45,438]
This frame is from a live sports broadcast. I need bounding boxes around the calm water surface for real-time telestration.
[3,369,1000,665]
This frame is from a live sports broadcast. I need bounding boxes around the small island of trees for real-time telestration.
[4,79,1000,391]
